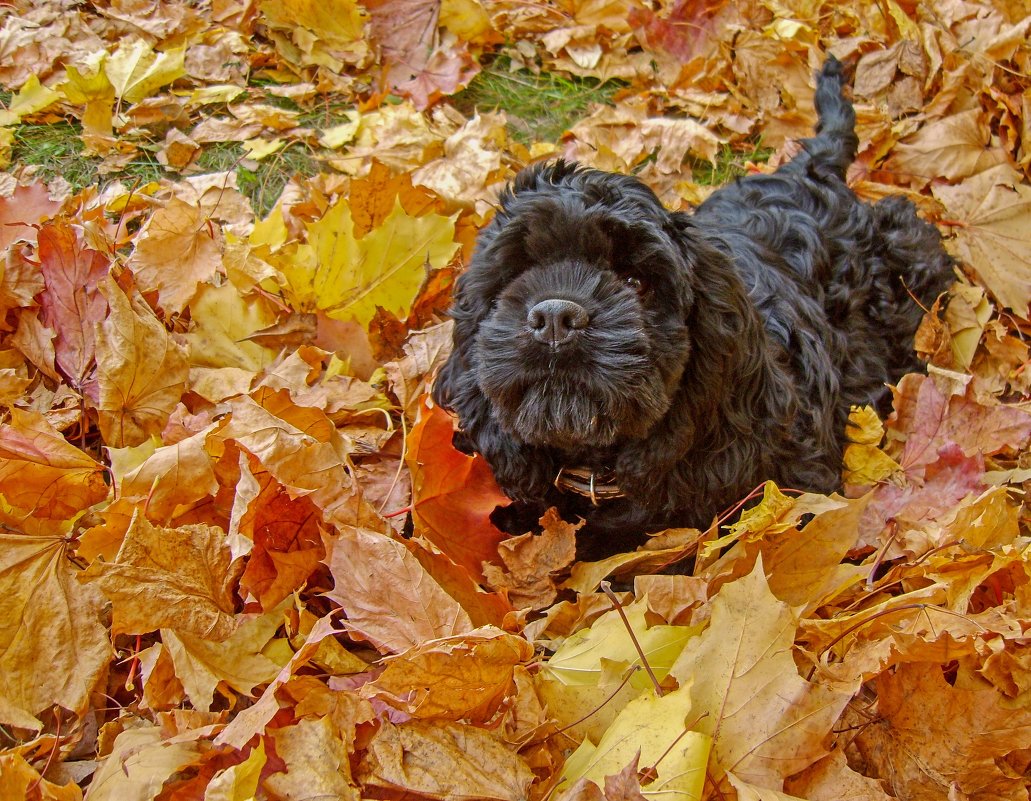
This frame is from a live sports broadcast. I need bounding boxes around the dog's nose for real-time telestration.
[527,299,589,346]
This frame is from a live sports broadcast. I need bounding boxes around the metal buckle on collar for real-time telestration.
[554,466,624,505]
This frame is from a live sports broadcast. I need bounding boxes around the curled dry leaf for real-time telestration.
[358,719,535,801]
[367,627,533,721]
[0,533,111,729]
[80,512,239,640]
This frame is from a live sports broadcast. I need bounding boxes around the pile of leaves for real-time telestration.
[2,0,1031,799]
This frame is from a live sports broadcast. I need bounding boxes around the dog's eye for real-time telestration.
[625,276,646,293]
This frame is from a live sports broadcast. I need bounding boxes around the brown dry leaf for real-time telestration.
[129,197,223,313]
[112,425,219,523]
[323,525,474,653]
[0,533,111,729]
[855,662,1031,801]
[888,109,1009,186]
[0,752,83,801]
[211,388,358,525]
[0,242,46,318]
[482,507,578,610]
[412,112,508,204]
[265,716,360,801]
[94,277,189,448]
[670,558,856,793]
[784,747,894,801]
[367,627,533,721]
[0,408,108,520]
[234,471,325,610]
[358,719,535,801]
[382,320,453,419]
[932,163,1031,313]
[80,512,239,640]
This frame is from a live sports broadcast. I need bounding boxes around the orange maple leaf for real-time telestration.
[406,395,510,581]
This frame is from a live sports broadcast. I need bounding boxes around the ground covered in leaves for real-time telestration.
[2,0,1031,799]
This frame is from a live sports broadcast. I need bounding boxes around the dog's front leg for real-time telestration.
[456,418,557,504]
[612,411,697,515]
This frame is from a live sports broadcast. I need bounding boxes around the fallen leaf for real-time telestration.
[0,533,111,728]
[265,717,360,801]
[0,408,108,520]
[358,719,535,801]
[406,396,509,580]
[323,525,474,653]
[932,164,1031,314]
[94,277,189,448]
[855,663,1031,800]
[308,195,459,327]
[104,39,186,106]
[888,109,1008,186]
[162,602,287,711]
[80,511,239,640]
[83,723,202,801]
[129,198,222,313]
[37,221,109,387]
[557,682,711,801]
[367,627,532,721]
[670,558,855,792]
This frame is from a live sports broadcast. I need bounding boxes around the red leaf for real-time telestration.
[38,222,109,387]
[406,396,510,581]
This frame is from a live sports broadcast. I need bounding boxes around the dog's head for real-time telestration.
[435,161,699,454]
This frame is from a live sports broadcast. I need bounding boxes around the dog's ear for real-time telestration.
[667,212,798,444]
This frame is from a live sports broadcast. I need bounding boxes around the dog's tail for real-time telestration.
[794,56,859,181]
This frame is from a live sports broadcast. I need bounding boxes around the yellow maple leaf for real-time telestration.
[843,405,902,487]
[60,59,116,143]
[307,197,458,327]
[259,0,369,71]
[557,682,711,801]
[105,39,186,106]
[0,74,62,127]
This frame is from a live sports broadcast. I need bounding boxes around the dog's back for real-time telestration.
[691,57,953,415]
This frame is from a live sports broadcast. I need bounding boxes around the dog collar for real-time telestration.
[554,466,624,505]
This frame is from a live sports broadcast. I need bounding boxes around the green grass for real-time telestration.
[3,72,627,216]
[689,141,774,185]
[236,142,321,217]
[453,59,622,145]
[12,121,98,189]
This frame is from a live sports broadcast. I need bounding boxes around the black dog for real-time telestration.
[433,57,953,553]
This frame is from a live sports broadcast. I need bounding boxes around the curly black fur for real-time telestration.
[433,57,953,552]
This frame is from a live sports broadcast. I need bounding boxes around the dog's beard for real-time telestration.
[472,263,687,451]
